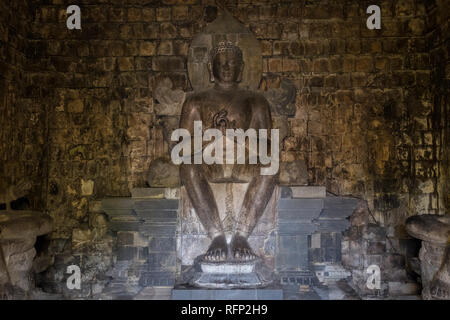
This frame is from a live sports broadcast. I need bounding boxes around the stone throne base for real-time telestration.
[179,255,274,289]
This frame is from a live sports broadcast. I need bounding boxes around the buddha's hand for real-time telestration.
[213,109,229,129]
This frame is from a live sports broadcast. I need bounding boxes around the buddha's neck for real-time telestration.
[214,82,238,91]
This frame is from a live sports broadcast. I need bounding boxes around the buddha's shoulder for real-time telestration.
[183,89,214,104]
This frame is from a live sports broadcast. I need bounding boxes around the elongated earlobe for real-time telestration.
[208,63,215,83]
[237,63,244,82]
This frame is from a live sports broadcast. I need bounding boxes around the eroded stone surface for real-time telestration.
[260,76,297,117]
[146,158,180,187]
[153,77,186,116]
[0,210,54,293]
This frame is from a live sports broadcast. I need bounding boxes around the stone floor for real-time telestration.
[122,280,362,300]
[17,278,422,300]
[134,286,173,300]
[23,282,422,300]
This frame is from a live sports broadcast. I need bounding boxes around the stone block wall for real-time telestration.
[0,0,45,209]
[428,0,449,213]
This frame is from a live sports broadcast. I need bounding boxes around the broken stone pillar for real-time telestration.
[0,211,53,297]
[406,214,450,300]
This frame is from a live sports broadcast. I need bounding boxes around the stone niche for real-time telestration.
[100,8,360,300]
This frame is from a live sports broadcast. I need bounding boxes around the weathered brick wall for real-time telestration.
[0,0,46,210]
[30,2,135,239]
[428,0,449,214]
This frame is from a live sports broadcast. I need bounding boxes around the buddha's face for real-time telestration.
[211,51,243,84]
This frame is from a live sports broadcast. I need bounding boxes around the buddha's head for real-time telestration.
[208,41,244,85]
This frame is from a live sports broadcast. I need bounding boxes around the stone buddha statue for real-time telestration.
[179,41,278,262]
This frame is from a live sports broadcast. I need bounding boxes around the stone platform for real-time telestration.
[100,187,361,300]
[180,256,274,289]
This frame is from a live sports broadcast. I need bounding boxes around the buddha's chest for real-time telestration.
[200,95,253,130]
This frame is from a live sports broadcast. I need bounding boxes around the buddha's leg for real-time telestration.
[230,166,278,260]
[180,164,227,261]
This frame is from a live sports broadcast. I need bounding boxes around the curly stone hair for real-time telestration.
[210,40,243,63]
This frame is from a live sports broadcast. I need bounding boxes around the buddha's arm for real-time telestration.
[249,95,278,171]
[179,96,201,134]
[179,96,202,162]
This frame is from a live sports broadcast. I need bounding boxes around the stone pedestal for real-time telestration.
[277,197,322,270]
[180,256,274,289]
[101,189,179,297]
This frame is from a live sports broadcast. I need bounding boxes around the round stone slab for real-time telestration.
[200,261,256,274]
[184,256,274,289]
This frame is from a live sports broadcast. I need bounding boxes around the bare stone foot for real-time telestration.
[230,234,257,261]
[204,234,228,261]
